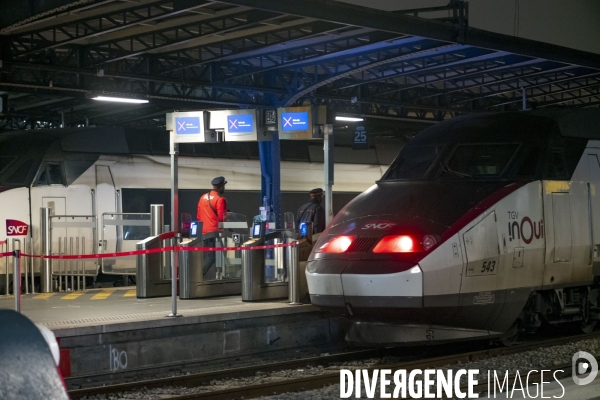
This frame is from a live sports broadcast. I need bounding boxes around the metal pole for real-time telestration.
[150,204,165,236]
[170,234,180,316]
[287,240,301,305]
[521,87,526,111]
[323,125,334,225]
[24,238,29,294]
[14,249,21,312]
[40,207,53,292]
[4,241,8,296]
[169,134,181,317]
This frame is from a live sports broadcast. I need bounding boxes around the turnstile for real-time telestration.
[136,231,174,298]
[241,221,297,301]
[179,212,248,299]
[179,231,246,298]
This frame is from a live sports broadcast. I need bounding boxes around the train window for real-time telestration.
[515,144,542,177]
[383,145,442,180]
[445,143,519,177]
[35,163,65,186]
[545,148,568,179]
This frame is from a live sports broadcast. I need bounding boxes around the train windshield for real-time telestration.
[383,142,531,181]
[443,143,520,177]
[383,145,442,180]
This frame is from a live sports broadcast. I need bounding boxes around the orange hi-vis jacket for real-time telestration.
[197,190,227,234]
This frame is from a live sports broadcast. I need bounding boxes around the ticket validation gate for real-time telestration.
[179,214,248,299]
[241,221,298,301]
[136,231,174,298]
[179,231,245,298]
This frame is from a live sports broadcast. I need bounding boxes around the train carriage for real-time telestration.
[306,109,600,345]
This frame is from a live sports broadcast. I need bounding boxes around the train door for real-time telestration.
[542,182,573,286]
[96,165,117,260]
[456,211,500,330]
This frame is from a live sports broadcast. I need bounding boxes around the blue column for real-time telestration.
[258,140,271,213]
[258,134,281,228]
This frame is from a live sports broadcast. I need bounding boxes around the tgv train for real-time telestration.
[306,109,600,346]
[0,127,388,288]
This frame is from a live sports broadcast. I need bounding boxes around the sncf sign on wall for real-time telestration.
[6,220,28,236]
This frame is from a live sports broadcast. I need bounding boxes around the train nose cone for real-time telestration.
[305,260,423,314]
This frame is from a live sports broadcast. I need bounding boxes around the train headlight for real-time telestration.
[319,236,354,253]
[421,235,438,251]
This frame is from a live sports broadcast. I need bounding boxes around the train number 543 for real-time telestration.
[481,260,496,273]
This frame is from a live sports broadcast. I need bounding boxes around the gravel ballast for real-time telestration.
[81,337,600,400]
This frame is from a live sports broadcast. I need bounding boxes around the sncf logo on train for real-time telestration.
[361,221,396,230]
[507,212,544,244]
[6,219,29,236]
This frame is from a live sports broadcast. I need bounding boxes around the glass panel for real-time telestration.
[445,143,519,177]
[101,213,151,275]
[47,163,63,185]
[383,145,441,180]
[36,169,48,186]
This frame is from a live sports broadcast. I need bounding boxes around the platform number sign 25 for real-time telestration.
[353,125,368,150]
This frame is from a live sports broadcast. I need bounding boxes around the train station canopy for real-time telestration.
[1,0,599,134]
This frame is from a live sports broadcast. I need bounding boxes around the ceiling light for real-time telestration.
[91,96,149,104]
[335,116,364,122]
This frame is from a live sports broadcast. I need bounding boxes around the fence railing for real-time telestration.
[1,238,34,296]
[49,215,98,292]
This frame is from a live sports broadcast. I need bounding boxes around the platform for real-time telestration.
[0,289,344,378]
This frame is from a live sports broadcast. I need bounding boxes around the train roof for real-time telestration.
[411,109,600,145]
[530,109,600,139]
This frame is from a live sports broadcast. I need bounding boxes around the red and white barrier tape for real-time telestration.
[2,242,295,260]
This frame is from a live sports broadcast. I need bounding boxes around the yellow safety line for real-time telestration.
[123,289,136,297]
[34,293,56,300]
[90,289,116,300]
[61,292,85,300]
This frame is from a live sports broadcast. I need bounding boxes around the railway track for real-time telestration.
[69,331,600,399]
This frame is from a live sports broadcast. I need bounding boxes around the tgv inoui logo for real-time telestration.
[6,219,29,236]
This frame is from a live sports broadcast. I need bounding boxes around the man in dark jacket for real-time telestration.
[297,188,326,234]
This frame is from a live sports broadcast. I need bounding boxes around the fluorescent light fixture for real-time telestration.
[91,96,149,104]
[335,116,364,122]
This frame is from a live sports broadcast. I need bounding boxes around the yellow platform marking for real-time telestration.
[34,293,56,300]
[61,292,85,300]
[90,289,116,300]
[124,289,136,297]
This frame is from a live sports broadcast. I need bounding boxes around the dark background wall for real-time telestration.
[122,188,359,228]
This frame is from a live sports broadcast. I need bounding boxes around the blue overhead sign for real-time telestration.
[281,111,309,131]
[226,114,254,134]
[175,117,201,134]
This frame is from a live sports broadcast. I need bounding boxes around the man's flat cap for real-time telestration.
[211,176,227,186]
[309,188,324,196]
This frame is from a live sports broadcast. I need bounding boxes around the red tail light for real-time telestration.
[319,236,354,253]
[373,235,415,253]
[372,234,439,253]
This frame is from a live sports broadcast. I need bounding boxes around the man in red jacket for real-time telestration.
[197,176,228,234]
[197,176,228,279]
